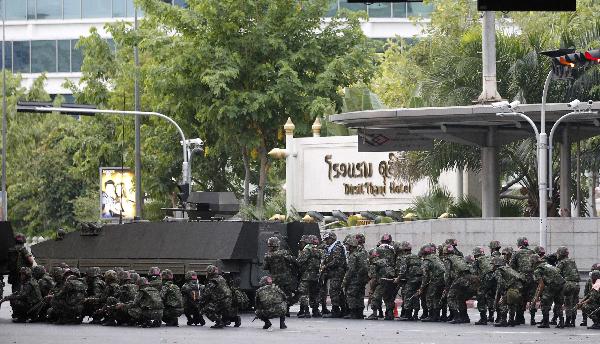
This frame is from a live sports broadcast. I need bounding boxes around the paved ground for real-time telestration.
[1,302,599,344]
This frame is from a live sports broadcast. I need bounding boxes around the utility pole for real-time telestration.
[2,0,7,221]
[134,7,142,219]
[478,11,502,102]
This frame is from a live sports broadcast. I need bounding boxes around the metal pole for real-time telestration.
[134,7,142,219]
[576,128,581,217]
[1,0,7,221]
[539,70,552,248]
[34,107,190,185]
[478,11,502,102]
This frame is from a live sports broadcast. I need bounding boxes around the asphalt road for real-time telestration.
[1,302,599,344]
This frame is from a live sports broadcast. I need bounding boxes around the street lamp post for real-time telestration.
[1,0,7,221]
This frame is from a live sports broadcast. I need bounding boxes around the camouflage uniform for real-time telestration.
[296,236,323,317]
[160,270,184,326]
[7,234,34,293]
[395,242,422,321]
[111,271,138,326]
[581,263,600,326]
[444,246,477,324]
[489,240,502,258]
[555,247,580,327]
[47,270,87,324]
[321,232,347,318]
[255,276,287,330]
[420,245,445,322]
[181,271,205,326]
[509,237,535,325]
[342,237,368,319]
[127,277,164,327]
[82,267,106,323]
[473,247,496,325]
[491,257,524,327]
[199,265,235,329]
[581,271,600,330]
[532,255,566,328]
[366,248,396,320]
[2,267,42,322]
[263,237,297,308]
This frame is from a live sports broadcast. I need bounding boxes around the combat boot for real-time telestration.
[527,312,535,325]
[296,305,306,318]
[488,310,495,323]
[321,304,330,315]
[556,315,564,329]
[384,308,394,320]
[234,315,241,327]
[399,309,414,321]
[400,308,407,319]
[262,318,272,329]
[549,313,557,325]
[311,307,322,318]
[537,312,550,328]
[440,307,448,322]
[377,307,384,318]
[210,319,225,329]
[419,307,429,320]
[580,314,588,326]
[462,309,470,323]
[474,311,487,325]
[421,308,439,322]
[366,310,379,320]
[413,309,420,320]
[280,316,287,329]
[323,306,342,318]
[588,323,600,330]
[508,310,516,327]
[448,310,461,324]
[494,313,508,327]
[198,315,206,326]
[568,314,576,327]
[351,309,365,319]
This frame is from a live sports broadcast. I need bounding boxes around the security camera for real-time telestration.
[567,99,581,108]
[508,100,521,109]
[184,138,204,147]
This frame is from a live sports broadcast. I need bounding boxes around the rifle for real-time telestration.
[533,279,544,304]
[404,292,419,305]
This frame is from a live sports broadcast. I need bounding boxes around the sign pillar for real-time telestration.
[284,118,295,217]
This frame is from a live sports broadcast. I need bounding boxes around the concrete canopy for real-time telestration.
[330,102,600,147]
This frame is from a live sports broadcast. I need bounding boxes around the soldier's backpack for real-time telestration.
[142,287,164,310]
[231,287,250,310]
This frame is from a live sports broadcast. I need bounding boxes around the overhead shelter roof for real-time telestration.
[329,102,600,150]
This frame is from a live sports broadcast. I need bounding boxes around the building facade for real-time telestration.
[1,0,432,97]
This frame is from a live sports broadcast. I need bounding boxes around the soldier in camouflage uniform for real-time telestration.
[501,247,513,265]
[46,268,87,324]
[82,267,106,324]
[123,276,163,328]
[444,245,477,324]
[109,270,138,326]
[7,233,35,293]
[320,231,347,318]
[395,241,422,321]
[491,256,524,327]
[581,263,600,326]
[181,271,205,326]
[419,244,445,322]
[296,235,323,318]
[473,246,496,325]
[148,266,162,290]
[342,237,368,319]
[199,265,235,329]
[263,236,297,315]
[366,247,396,321]
[509,237,535,325]
[160,269,184,326]
[32,265,54,320]
[577,270,600,330]
[0,267,42,323]
[445,238,463,257]
[533,246,546,259]
[489,240,501,257]
[555,246,580,327]
[255,276,287,329]
[531,254,566,328]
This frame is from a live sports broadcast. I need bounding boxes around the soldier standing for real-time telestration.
[160,269,184,326]
[445,238,463,257]
[199,265,235,329]
[320,232,347,318]
[531,254,566,328]
[342,237,368,319]
[489,240,501,257]
[7,233,34,293]
[181,271,205,326]
[255,276,287,330]
[263,236,297,315]
[473,246,495,325]
[491,256,524,327]
[296,235,323,318]
[418,245,445,322]
[395,241,422,321]
[366,247,396,321]
[444,245,476,324]
[555,246,580,327]
[0,267,42,323]
[509,237,535,325]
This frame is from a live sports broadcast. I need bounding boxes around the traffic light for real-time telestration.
[541,48,600,79]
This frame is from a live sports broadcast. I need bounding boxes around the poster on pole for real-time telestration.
[100,167,136,220]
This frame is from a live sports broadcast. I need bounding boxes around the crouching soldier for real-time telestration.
[160,269,184,326]
[0,267,42,323]
[123,277,163,328]
[181,271,205,326]
[199,265,235,329]
[255,276,287,330]
[577,270,600,330]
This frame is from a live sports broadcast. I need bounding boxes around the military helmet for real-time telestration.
[546,253,558,266]
[260,276,273,286]
[533,246,546,256]
[322,232,337,241]
[591,270,600,282]
[530,254,542,266]
[50,266,63,279]
[380,233,392,243]
[418,245,433,257]
[138,276,149,287]
[442,244,455,255]
[56,228,66,240]
[491,256,506,267]
[20,266,32,279]
[501,247,514,255]
[309,235,320,245]
[267,236,281,248]
[299,235,310,245]
[592,263,600,271]
[14,233,26,244]
[161,269,174,280]
[70,268,80,277]
[104,269,117,283]
[343,234,353,244]
[465,255,475,264]
[444,238,458,246]
[472,246,485,257]
[355,233,366,245]
[130,272,140,284]
[206,265,219,276]
[345,237,358,247]
[117,270,131,282]
[488,240,501,250]
[148,266,161,277]
[556,246,569,258]
[59,262,69,269]
[87,266,102,278]
[370,249,380,258]
[62,268,74,278]
[185,271,198,281]
[32,265,46,279]
[400,241,412,252]
[517,237,529,247]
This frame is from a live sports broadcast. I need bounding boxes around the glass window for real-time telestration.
[31,40,57,73]
[6,0,27,20]
[392,2,407,18]
[27,0,36,19]
[113,0,126,17]
[325,0,337,17]
[368,3,391,18]
[174,0,187,8]
[339,0,366,13]
[36,0,62,19]
[126,0,135,17]
[57,40,70,72]
[407,2,434,17]
[13,41,30,73]
[64,0,82,19]
[82,0,111,18]
[71,40,83,72]
[3,42,13,71]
